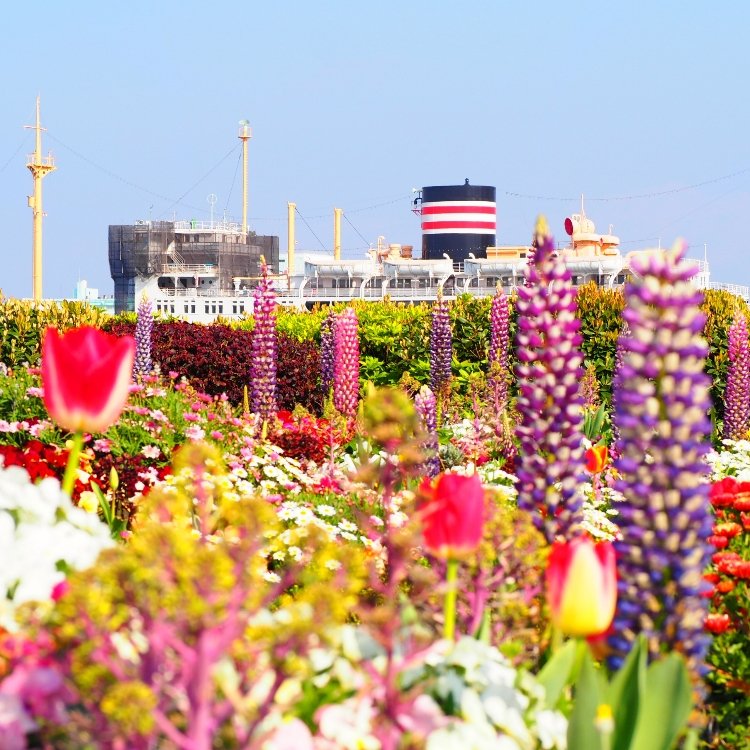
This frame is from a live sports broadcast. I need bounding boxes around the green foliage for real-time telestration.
[543,637,695,750]
[575,283,625,404]
[0,297,109,368]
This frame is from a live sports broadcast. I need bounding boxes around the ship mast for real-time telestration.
[238,120,251,235]
[25,97,56,301]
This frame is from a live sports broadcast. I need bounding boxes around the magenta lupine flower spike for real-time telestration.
[250,262,278,420]
[430,290,452,394]
[133,294,153,377]
[723,309,750,441]
[320,308,336,395]
[334,307,360,417]
[415,384,440,477]
[608,242,713,678]
[488,287,510,408]
[513,216,586,543]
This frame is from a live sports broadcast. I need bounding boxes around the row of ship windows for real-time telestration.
[154,302,247,315]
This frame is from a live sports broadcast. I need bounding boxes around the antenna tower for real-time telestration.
[238,120,252,234]
[25,97,56,301]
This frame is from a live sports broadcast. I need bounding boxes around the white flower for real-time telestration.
[534,709,568,749]
[0,465,113,631]
[315,504,337,517]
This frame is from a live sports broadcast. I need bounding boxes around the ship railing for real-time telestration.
[361,286,454,300]
[709,282,750,300]
[160,264,219,275]
[173,220,243,233]
[158,288,224,298]
[300,287,363,300]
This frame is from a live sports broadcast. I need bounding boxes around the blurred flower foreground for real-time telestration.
[0,224,747,750]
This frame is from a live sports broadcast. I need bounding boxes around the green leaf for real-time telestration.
[609,636,647,750]
[537,640,579,709]
[629,654,693,750]
[568,648,606,750]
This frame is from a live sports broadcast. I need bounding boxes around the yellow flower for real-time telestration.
[78,491,99,514]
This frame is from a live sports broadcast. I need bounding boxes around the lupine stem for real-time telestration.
[61,430,84,496]
[443,558,459,641]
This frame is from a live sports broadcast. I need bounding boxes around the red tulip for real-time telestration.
[546,537,617,637]
[419,472,485,558]
[42,326,135,434]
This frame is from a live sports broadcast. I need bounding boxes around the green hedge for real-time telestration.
[2,288,747,421]
[0,297,111,368]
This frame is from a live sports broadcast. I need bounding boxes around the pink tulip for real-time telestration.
[419,472,485,558]
[546,537,617,637]
[42,326,135,434]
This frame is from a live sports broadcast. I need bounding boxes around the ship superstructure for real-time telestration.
[104,130,744,320]
[108,219,279,315]
[117,205,728,323]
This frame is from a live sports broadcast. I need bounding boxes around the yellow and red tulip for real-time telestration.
[584,444,608,474]
[42,326,135,434]
[546,536,617,637]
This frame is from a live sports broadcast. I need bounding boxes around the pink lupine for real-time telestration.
[723,309,750,441]
[334,308,360,416]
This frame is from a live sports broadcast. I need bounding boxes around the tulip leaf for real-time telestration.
[568,648,606,750]
[629,653,693,750]
[537,639,579,709]
[609,636,647,750]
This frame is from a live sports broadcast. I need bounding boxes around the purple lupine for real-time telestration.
[488,288,510,409]
[133,295,153,378]
[513,216,586,543]
[250,264,277,420]
[320,308,336,395]
[608,243,713,678]
[415,385,440,477]
[429,291,452,394]
[334,307,359,417]
[723,309,750,441]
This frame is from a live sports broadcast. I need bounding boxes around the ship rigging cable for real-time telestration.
[343,213,371,246]
[224,149,242,213]
[38,132,750,216]
[503,165,750,202]
[0,133,30,175]
[156,144,239,220]
[294,207,326,250]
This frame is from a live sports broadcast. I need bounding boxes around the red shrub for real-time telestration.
[106,321,323,412]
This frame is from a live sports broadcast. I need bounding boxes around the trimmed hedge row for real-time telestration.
[104,320,323,412]
[1,286,748,419]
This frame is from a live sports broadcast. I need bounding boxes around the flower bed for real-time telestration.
[0,227,749,749]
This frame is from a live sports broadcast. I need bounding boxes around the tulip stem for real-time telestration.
[443,558,459,641]
[61,430,84,497]
[551,625,563,654]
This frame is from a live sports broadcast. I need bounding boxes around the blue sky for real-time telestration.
[2,1,749,299]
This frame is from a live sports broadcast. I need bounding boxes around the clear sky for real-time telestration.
[2,1,749,300]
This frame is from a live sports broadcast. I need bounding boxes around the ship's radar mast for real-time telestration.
[238,120,252,234]
[25,97,56,301]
